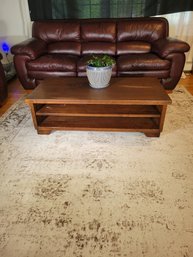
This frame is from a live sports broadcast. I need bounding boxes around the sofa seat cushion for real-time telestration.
[77,55,117,76]
[117,41,151,55]
[117,53,171,71]
[77,55,93,72]
[82,42,116,55]
[48,42,81,55]
[27,54,78,72]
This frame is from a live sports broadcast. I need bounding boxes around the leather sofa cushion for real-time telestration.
[27,54,78,72]
[81,22,116,42]
[28,70,76,79]
[117,54,171,71]
[48,42,81,55]
[82,42,116,55]
[117,42,151,55]
[77,55,94,71]
[117,19,168,42]
[32,21,80,42]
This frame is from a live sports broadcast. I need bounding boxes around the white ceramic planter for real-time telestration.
[86,65,112,89]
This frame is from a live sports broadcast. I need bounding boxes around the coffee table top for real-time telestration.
[25,77,172,105]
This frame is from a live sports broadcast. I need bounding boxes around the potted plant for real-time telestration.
[86,55,115,89]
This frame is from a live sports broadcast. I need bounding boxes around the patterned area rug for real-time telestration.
[0,87,193,257]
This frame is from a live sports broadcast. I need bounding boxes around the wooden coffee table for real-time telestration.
[25,77,172,137]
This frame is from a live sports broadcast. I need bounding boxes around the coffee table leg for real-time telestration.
[37,129,51,135]
[145,132,160,137]
[28,103,38,130]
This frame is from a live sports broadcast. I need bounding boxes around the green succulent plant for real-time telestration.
[87,55,115,67]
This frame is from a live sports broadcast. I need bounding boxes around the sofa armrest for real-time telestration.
[152,37,190,58]
[11,38,47,59]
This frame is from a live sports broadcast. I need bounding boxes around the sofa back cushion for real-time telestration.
[81,21,116,55]
[117,18,168,43]
[32,18,168,56]
[81,22,116,42]
[32,21,80,42]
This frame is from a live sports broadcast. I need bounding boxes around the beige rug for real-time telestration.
[0,86,193,257]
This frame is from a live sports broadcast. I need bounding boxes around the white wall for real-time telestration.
[0,0,31,62]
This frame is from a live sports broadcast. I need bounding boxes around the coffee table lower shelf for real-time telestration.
[27,103,167,137]
[39,116,160,135]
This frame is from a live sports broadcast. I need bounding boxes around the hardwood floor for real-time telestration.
[0,78,31,116]
[181,72,193,95]
[0,73,193,117]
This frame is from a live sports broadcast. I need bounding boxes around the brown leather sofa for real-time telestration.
[11,17,190,90]
[0,53,7,106]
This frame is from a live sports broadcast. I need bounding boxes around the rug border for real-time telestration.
[0,95,27,122]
